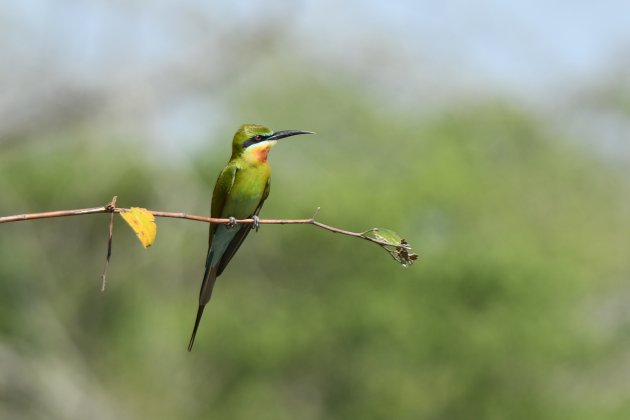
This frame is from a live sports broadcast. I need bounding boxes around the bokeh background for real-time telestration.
[2,1,630,419]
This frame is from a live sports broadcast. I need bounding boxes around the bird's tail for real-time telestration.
[188,262,219,351]
[188,304,205,351]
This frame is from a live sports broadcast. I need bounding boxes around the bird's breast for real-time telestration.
[222,164,270,218]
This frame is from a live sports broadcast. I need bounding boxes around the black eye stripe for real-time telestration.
[243,134,269,149]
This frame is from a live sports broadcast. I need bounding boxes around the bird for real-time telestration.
[188,123,314,351]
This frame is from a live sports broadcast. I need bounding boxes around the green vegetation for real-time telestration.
[1,80,629,419]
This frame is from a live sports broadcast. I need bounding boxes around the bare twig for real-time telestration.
[0,204,406,249]
[100,196,117,291]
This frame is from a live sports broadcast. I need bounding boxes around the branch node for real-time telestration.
[105,196,118,212]
[310,206,321,222]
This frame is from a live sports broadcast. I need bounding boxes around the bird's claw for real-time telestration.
[251,215,260,232]
[226,216,237,229]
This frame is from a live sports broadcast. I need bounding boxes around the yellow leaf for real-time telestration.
[119,207,157,248]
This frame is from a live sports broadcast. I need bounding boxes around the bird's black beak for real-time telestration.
[267,130,315,141]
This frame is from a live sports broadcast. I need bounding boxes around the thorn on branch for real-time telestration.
[310,206,321,222]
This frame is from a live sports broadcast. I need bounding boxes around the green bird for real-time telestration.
[188,123,314,351]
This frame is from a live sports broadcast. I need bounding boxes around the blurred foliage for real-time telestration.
[1,76,630,420]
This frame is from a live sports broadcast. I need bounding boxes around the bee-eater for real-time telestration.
[188,123,314,351]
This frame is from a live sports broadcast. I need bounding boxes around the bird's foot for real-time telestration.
[226,216,237,229]
[251,215,260,232]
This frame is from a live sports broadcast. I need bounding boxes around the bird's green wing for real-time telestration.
[209,164,238,242]
[189,164,240,351]
[198,164,237,300]
[216,180,270,276]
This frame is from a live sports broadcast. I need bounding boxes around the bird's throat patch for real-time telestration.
[255,145,270,162]
[245,140,276,163]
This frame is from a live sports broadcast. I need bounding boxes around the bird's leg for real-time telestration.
[251,215,260,232]
[226,216,237,229]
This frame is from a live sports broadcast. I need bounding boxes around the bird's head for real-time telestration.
[232,124,314,163]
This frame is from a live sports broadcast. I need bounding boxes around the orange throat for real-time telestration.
[245,141,274,163]
[255,146,271,162]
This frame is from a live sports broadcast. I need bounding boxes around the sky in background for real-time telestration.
[2,1,630,158]
[6,1,630,93]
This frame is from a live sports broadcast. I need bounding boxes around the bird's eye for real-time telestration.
[255,135,262,141]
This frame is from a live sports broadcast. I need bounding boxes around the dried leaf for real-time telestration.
[119,207,156,248]
[361,228,419,267]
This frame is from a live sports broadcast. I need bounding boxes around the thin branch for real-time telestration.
[0,204,404,249]
[0,206,112,223]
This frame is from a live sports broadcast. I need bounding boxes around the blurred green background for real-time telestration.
[2,2,630,419]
